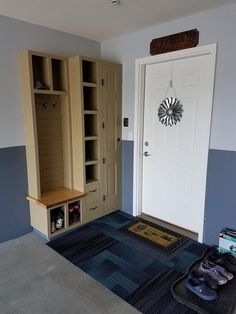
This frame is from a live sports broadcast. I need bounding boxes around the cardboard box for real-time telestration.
[219,228,236,255]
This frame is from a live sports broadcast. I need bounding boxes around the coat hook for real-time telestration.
[52,103,57,108]
[42,102,47,108]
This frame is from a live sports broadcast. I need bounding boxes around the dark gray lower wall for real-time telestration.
[121,141,134,215]
[1,143,235,245]
[203,149,236,245]
[121,141,236,245]
[0,146,31,243]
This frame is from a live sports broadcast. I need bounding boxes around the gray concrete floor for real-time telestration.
[0,233,139,314]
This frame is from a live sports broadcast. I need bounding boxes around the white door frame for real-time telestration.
[133,44,217,242]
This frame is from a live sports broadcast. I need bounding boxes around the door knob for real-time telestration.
[143,151,151,157]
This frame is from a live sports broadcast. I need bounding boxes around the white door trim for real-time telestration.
[133,44,217,242]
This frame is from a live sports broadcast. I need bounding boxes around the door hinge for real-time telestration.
[101,78,104,86]
[102,122,105,129]
[103,157,106,164]
[103,195,106,201]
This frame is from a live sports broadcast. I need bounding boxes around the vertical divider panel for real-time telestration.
[20,51,41,199]
[47,57,53,92]
[61,94,73,189]
[64,203,69,229]
[68,56,85,192]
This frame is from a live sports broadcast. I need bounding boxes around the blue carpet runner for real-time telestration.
[48,211,207,313]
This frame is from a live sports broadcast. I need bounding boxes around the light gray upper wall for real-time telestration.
[0,15,100,149]
[101,4,236,151]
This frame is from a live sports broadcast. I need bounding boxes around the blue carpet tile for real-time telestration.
[48,211,208,314]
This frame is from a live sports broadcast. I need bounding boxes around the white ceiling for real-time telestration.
[0,0,235,41]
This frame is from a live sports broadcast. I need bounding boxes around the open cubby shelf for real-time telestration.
[32,54,67,93]
[85,164,99,184]
[85,140,98,162]
[84,114,98,137]
[50,206,65,234]
[82,60,97,83]
[32,55,50,90]
[68,200,81,226]
[51,58,67,92]
[83,86,97,110]
[82,58,100,187]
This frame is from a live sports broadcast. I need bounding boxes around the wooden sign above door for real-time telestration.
[150,29,199,55]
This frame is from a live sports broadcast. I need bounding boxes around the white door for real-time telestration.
[142,54,215,234]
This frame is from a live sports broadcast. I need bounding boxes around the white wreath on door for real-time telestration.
[158,97,183,126]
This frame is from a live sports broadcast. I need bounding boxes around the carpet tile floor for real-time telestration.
[48,211,208,313]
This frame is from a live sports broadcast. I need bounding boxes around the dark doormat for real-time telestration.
[124,219,189,253]
[172,248,236,314]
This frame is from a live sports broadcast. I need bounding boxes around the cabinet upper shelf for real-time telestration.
[31,52,68,94]
[83,110,98,114]
[33,89,67,96]
[83,82,97,87]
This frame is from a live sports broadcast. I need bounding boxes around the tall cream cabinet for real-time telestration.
[69,57,122,221]
[100,62,122,213]
[21,51,122,240]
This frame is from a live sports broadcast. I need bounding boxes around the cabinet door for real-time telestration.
[101,63,122,213]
